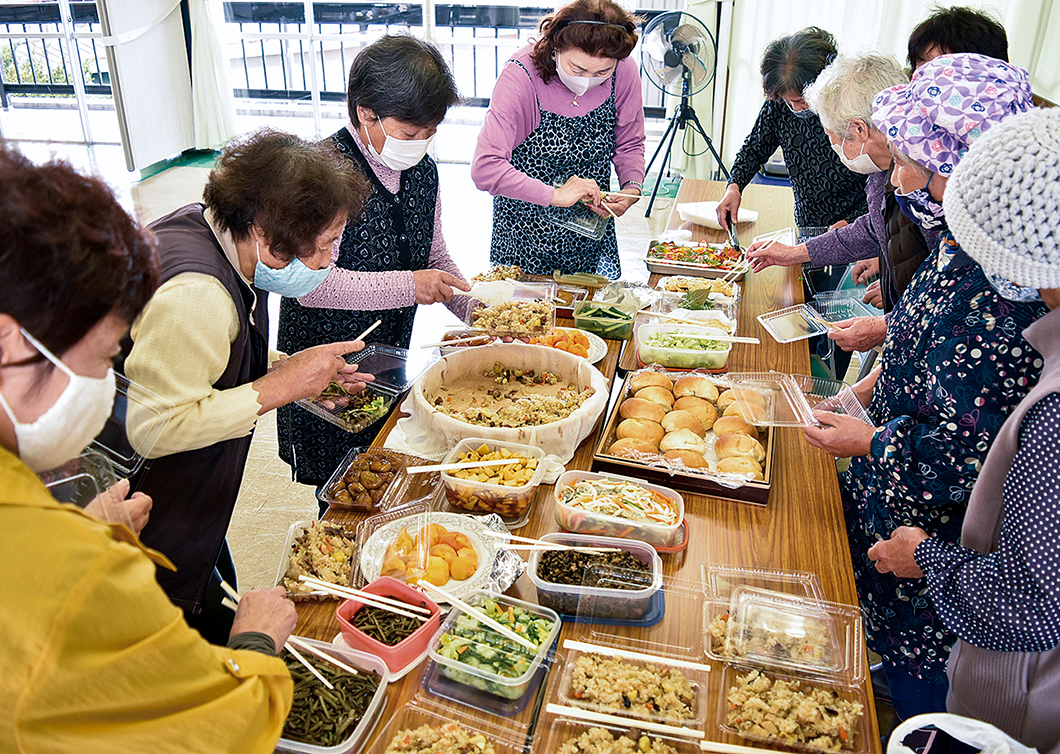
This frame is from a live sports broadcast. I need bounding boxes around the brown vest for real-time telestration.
[131,204,269,611]
[945,305,1060,753]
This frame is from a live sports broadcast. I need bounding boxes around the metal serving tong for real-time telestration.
[725,211,742,253]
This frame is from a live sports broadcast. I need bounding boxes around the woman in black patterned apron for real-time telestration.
[472,0,645,279]
[278,36,469,493]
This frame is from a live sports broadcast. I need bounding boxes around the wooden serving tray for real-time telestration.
[591,369,775,505]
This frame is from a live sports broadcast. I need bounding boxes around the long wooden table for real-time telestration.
[293,179,880,753]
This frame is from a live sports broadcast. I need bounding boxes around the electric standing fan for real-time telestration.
[640,11,729,215]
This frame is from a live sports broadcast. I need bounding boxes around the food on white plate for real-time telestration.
[659,428,706,455]
[712,415,758,438]
[673,374,720,402]
[716,433,766,462]
[628,371,674,393]
[429,362,594,428]
[672,395,717,430]
[716,456,764,480]
[379,523,480,586]
[634,386,674,410]
[619,397,666,424]
[616,418,665,448]
[661,409,706,437]
[530,328,592,359]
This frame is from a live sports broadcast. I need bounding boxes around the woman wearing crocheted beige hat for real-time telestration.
[802,53,1047,724]
[868,108,1060,753]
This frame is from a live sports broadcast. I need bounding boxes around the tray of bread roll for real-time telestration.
[591,368,774,505]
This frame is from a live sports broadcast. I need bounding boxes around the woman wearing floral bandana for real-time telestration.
[802,53,1046,724]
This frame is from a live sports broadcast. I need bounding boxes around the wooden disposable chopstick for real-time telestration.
[545,703,706,740]
[405,458,525,474]
[287,635,360,675]
[479,530,622,553]
[805,313,842,331]
[562,639,713,673]
[353,319,382,343]
[752,228,790,253]
[296,577,428,621]
[720,261,749,283]
[218,580,335,689]
[419,335,490,349]
[602,190,643,198]
[415,580,537,651]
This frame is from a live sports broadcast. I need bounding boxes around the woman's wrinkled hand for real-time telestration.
[253,339,374,412]
[802,410,875,458]
[83,478,152,536]
[229,586,298,651]
[828,316,887,352]
[863,279,884,308]
[413,269,471,305]
[550,176,601,208]
[867,527,929,578]
[745,240,810,272]
[852,257,879,284]
[715,184,742,230]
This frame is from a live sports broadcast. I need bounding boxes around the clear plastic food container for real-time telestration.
[702,563,825,602]
[527,532,663,618]
[573,300,638,340]
[276,519,357,598]
[726,372,872,427]
[544,716,702,754]
[364,699,525,754]
[553,470,684,547]
[812,296,877,323]
[555,645,708,729]
[718,664,870,754]
[335,576,441,675]
[318,446,421,512]
[464,285,556,335]
[440,438,546,523]
[276,637,390,754]
[636,323,732,370]
[756,304,828,343]
[427,590,560,700]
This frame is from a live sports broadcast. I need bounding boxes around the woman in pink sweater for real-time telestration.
[472,0,645,279]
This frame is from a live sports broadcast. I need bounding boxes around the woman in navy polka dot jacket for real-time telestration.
[869,108,1060,753]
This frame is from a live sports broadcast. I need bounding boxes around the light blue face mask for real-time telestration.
[253,242,330,298]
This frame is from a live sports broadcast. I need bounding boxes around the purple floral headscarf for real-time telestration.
[872,53,1034,175]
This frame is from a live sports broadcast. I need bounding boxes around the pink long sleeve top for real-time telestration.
[297,124,467,316]
[471,45,646,205]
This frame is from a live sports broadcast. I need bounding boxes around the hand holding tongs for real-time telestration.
[725,210,742,254]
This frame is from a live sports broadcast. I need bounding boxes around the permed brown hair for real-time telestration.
[0,145,159,358]
[531,0,639,85]
[203,128,370,261]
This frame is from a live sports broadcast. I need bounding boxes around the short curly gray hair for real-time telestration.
[804,53,907,139]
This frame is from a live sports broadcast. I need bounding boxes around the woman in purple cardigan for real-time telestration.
[472,0,645,279]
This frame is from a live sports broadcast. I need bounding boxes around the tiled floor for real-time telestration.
[124,154,676,592]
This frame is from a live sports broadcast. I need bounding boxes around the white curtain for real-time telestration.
[702,0,1039,172]
[189,0,236,150]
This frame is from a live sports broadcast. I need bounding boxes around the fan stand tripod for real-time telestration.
[643,72,731,216]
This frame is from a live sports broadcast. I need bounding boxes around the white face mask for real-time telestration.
[555,52,610,97]
[831,138,884,174]
[0,328,116,473]
[366,118,433,171]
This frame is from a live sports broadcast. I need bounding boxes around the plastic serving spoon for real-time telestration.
[460,279,516,306]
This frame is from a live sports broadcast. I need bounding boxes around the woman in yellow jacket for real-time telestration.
[0,146,302,751]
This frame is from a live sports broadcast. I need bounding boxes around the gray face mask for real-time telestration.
[987,273,1042,303]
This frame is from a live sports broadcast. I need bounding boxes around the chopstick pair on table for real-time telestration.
[479,529,622,554]
[218,580,360,689]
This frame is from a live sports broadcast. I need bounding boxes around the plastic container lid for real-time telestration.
[726,372,872,427]
[363,698,526,754]
[335,576,441,675]
[553,469,684,548]
[544,198,609,239]
[276,637,390,754]
[702,563,825,602]
[427,590,560,700]
[545,715,703,754]
[439,438,546,527]
[756,304,828,343]
[812,295,878,322]
[296,345,434,433]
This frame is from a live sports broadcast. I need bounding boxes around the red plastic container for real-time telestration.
[336,576,441,674]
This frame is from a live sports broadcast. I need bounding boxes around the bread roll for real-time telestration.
[629,370,674,394]
[716,455,764,481]
[717,388,767,413]
[619,397,666,424]
[673,396,718,430]
[616,418,664,447]
[673,375,720,403]
[608,437,659,458]
[659,428,707,454]
[662,409,706,437]
[635,385,675,409]
[662,449,710,469]
[723,401,767,424]
[715,433,766,462]
[712,415,758,438]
